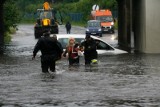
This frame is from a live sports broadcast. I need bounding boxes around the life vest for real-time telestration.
[67,45,78,59]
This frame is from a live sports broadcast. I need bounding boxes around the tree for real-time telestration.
[4,0,21,32]
[0,0,6,54]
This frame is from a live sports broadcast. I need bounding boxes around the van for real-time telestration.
[91,9,115,33]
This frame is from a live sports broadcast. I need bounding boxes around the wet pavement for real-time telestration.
[0,25,160,107]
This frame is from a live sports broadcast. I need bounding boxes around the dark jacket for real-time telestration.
[65,22,71,30]
[81,38,97,59]
[33,36,63,59]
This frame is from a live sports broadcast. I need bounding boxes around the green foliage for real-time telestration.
[4,0,21,32]
[3,0,21,43]
[99,0,117,10]
[4,26,16,43]
[114,19,118,30]
[4,26,17,44]
[76,0,93,21]
[13,0,117,24]
[51,2,76,23]
[16,0,43,12]
[25,4,37,13]
[52,0,118,23]
[9,27,16,34]
[63,0,79,3]
[4,32,11,44]
[77,0,118,20]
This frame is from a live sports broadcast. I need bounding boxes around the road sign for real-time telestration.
[92,4,99,11]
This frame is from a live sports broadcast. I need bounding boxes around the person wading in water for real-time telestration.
[32,30,63,73]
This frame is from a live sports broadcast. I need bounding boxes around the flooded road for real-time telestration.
[1,25,160,107]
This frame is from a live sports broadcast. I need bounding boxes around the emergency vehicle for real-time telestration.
[91,9,115,33]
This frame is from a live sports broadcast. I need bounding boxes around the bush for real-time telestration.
[4,0,21,32]
[114,19,118,30]
[4,32,11,44]
[4,27,17,44]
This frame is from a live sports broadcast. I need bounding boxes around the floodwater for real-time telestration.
[0,25,160,107]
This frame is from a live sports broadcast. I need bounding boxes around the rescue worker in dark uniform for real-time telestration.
[32,30,63,73]
[52,34,63,61]
[81,34,98,65]
[65,21,71,34]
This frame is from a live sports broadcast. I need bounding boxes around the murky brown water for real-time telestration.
[0,25,160,107]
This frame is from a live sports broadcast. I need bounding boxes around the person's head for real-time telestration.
[68,37,75,45]
[43,30,50,37]
[85,34,91,41]
[52,34,57,40]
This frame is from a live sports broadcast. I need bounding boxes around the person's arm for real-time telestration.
[32,39,41,59]
[56,41,63,59]
[80,40,85,51]
[62,46,68,57]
